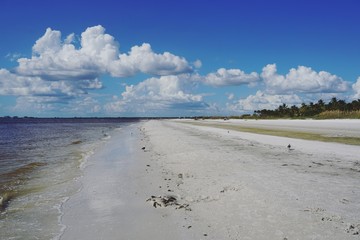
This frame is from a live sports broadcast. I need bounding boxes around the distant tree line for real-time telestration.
[253,98,360,119]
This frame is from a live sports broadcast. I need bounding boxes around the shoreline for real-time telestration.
[60,119,360,239]
[60,122,190,239]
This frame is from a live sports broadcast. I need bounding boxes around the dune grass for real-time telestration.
[315,110,360,119]
[184,121,360,146]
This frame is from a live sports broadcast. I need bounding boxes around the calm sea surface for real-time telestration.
[0,118,139,240]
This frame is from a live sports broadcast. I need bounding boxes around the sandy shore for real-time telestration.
[61,120,360,239]
[60,123,190,240]
[189,119,360,138]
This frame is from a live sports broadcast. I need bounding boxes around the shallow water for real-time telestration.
[0,118,139,240]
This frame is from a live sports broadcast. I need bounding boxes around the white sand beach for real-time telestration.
[61,119,360,240]
[60,124,189,240]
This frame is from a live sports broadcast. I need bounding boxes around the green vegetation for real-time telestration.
[253,98,360,119]
[316,110,360,119]
[183,98,360,145]
[189,98,360,120]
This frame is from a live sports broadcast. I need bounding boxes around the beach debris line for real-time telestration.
[146,195,191,211]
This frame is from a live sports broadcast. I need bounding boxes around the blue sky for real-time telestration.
[1,0,359,117]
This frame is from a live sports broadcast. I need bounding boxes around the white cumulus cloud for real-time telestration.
[227,93,235,100]
[2,25,358,117]
[32,27,62,54]
[0,69,52,96]
[105,74,207,113]
[16,25,192,80]
[110,43,192,77]
[352,77,360,99]
[193,59,202,69]
[0,68,102,103]
[0,25,193,112]
[203,68,259,87]
[261,64,349,94]
[227,91,302,112]
[13,96,58,113]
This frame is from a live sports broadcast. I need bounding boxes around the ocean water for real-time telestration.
[0,118,139,240]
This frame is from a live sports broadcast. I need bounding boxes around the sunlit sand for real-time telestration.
[61,119,360,239]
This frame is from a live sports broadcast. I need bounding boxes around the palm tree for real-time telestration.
[327,97,338,110]
[290,105,299,117]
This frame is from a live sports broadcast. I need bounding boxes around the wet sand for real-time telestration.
[60,124,190,239]
[61,120,360,239]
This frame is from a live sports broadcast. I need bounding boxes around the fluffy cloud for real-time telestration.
[16,25,192,80]
[227,91,302,112]
[13,95,66,114]
[352,77,360,99]
[2,25,358,117]
[203,68,260,87]
[32,27,62,54]
[111,43,192,77]
[227,93,235,100]
[0,69,51,96]
[69,96,101,114]
[0,68,102,103]
[193,59,202,69]
[261,64,349,94]
[0,25,193,113]
[16,27,104,83]
[5,52,23,62]
[12,95,102,116]
[105,75,207,113]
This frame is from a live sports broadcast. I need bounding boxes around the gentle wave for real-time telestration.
[0,118,138,240]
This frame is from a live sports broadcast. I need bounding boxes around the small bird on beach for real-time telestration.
[142,146,146,150]
[287,144,291,150]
